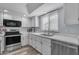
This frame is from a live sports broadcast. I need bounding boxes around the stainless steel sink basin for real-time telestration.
[41,31,59,36]
[41,33,54,36]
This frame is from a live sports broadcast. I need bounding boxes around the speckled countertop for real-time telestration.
[31,32,79,46]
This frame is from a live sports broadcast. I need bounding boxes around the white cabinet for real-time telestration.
[36,41,41,52]
[31,17,35,27]
[41,38,51,55]
[30,35,42,53]
[35,36,42,53]
[0,37,4,54]
[21,35,28,46]
[31,34,51,55]
[3,13,13,19]
[30,34,79,55]
[22,17,31,27]
[64,3,79,25]
[35,16,39,27]
[28,33,32,46]
[32,35,37,48]
[31,16,39,27]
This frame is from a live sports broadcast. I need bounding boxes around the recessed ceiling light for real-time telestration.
[4,9,8,12]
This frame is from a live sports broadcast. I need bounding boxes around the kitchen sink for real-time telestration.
[41,33,54,36]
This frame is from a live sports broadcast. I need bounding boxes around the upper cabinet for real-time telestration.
[22,17,31,27]
[64,3,79,25]
[35,16,39,27]
[30,16,39,27]
[3,12,22,21]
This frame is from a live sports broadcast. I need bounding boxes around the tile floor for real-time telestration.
[3,46,41,55]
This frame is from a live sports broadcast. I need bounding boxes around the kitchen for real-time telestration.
[0,3,79,55]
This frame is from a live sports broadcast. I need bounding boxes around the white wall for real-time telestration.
[58,6,79,34]
[64,3,79,25]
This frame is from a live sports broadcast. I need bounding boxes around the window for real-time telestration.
[49,12,58,31]
[41,14,49,31]
[41,11,58,32]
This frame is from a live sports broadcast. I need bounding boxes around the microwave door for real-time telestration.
[3,19,21,27]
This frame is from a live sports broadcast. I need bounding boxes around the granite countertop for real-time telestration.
[31,32,79,46]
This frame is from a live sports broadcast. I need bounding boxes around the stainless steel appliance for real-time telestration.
[3,19,21,27]
[4,31,21,51]
[5,31,21,45]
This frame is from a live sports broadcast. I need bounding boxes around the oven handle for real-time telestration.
[4,35,21,37]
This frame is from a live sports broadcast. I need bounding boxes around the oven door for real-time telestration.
[5,36,21,46]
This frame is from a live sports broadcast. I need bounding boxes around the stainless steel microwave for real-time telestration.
[3,19,21,27]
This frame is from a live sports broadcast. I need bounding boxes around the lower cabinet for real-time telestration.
[51,40,78,55]
[30,34,79,55]
[31,34,51,55]
[21,35,28,46]
[0,37,5,54]
[41,38,51,55]
[28,33,32,46]
[36,41,42,53]
[35,36,41,53]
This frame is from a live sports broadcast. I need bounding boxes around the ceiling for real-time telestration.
[29,3,63,16]
[0,3,44,16]
[0,3,28,15]
[0,3,62,17]
[26,3,44,14]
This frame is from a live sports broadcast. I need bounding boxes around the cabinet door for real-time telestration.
[41,38,51,55]
[21,35,28,46]
[36,41,42,53]
[51,40,78,55]
[35,37,42,53]
[31,35,42,53]
[28,33,32,45]
[21,35,25,46]
[32,35,36,48]
[0,37,4,54]
[29,37,32,46]
[24,36,28,45]
[42,42,51,55]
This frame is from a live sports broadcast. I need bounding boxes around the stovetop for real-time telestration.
[5,31,21,36]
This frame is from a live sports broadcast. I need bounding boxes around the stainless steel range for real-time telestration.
[4,30,21,51]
